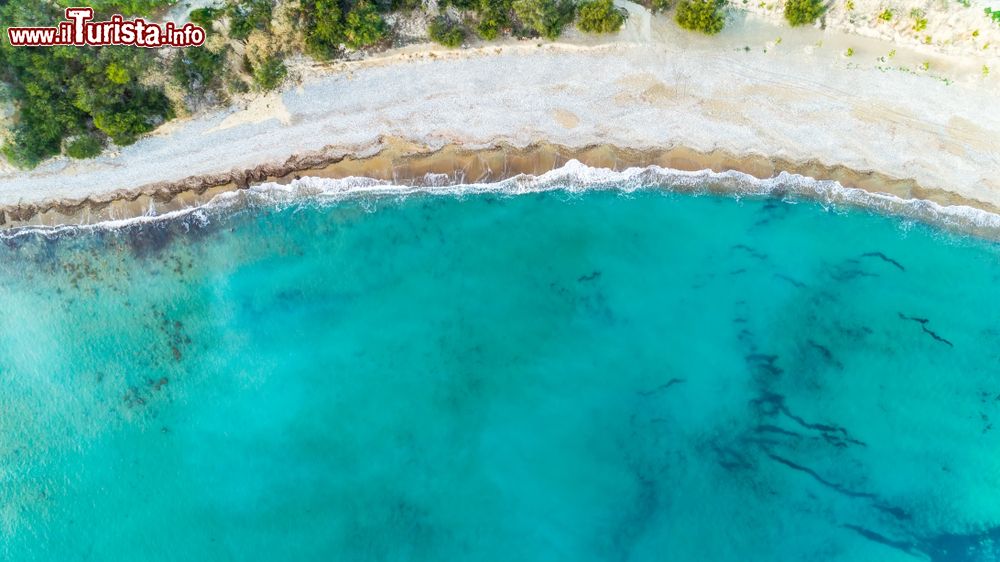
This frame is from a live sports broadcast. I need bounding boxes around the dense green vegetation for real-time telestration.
[389,0,425,10]
[783,0,825,26]
[228,0,275,40]
[513,0,577,39]
[988,7,1000,25]
[55,0,179,15]
[429,16,468,47]
[0,1,174,166]
[344,1,389,48]
[438,0,523,39]
[576,0,627,33]
[301,0,345,59]
[252,55,288,90]
[190,7,224,30]
[475,0,515,39]
[300,0,389,58]
[675,0,726,34]
[173,45,226,96]
[65,134,104,159]
[0,0,397,166]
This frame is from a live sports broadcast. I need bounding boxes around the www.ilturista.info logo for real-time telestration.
[7,8,206,47]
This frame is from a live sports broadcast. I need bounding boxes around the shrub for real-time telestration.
[476,16,503,39]
[92,110,159,146]
[675,0,725,34]
[429,16,467,47]
[512,0,576,39]
[0,1,175,166]
[389,0,424,10]
[440,0,480,8]
[476,0,513,39]
[172,46,227,98]
[105,62,131,84]
[877,8,892,21]
[784,0,824,26]
[650,0,671,12]
[302,0,344,59]
[576,0,627,33]
[65,135,104,159]
[343,0,387,48]
[91,88,173,145]
[252,55,287,90]
[228,0,274,40]
[189,7,222,32]
[86,0,178,16]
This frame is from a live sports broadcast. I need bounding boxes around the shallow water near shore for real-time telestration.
[2,181,1000,561]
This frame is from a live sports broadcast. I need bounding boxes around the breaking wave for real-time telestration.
[5,161,1000,240]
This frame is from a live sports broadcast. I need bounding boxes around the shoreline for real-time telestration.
[1,8,998,227]
[5,139,1000,242]
[3,137,998,228]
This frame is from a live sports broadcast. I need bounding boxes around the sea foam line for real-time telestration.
[4,160,1000,239]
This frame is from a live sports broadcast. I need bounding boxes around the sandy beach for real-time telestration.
[7,4,1000,558]
[1,4,998,225]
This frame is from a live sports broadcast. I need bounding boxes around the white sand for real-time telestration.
[1,5,998,209]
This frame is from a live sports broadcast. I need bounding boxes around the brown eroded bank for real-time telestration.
[1,138,995,230]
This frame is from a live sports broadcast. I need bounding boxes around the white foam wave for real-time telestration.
[5,160,1000,239]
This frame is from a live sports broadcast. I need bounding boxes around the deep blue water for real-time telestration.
[1,183,999,561]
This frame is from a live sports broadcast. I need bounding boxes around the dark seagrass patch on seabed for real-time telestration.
[153,309,193,362]
[860,251,906,272]
[898,313,954,347]
[118,214,218,260]
[0,207,219,269]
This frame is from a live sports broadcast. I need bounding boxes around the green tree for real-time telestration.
[783,0,825,26]
[190,7,223,32]
[440,0,481,8]
[476,0,513,39]
[92,88,173,145]
[388,0,424,10]
[252,55,287,90]
[429,16,467,47]
[302,0,345,59]
[0,0,174,166]
[675,0,725,34]
[172,46,227,100]
[65,135,104,159]
[105,63,130,85]
[343,1,388,48]
[577,0,627,33]
[512,0,576,39]
[228,0,274,40]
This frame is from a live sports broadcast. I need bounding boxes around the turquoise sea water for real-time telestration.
[2,175,1000,561]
